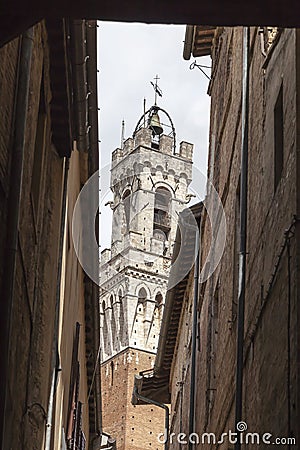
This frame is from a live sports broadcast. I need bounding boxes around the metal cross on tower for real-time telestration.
[150,74,163,105]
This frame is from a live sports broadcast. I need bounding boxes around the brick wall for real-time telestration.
[195,26,298,447]
[0,36,20,283]
[0,21,95,449]
[169,274,194,449]
[0,22,64,449]
[101,348,165,450]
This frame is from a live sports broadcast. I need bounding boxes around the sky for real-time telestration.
[97,21,211,249]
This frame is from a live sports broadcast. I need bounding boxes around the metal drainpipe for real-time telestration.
[132,382,170,450]
[45,157,70,450]
[85,20,103,438]
[0,27,34,450]
[234,26,250,450]
[188,229,200,450]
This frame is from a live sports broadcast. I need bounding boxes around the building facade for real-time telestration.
[133,25,300,449]
[100,107,194,449]
[195,26,299,448]
[0,19,106,450]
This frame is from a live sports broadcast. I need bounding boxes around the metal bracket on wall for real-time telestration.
[189,60,211,81]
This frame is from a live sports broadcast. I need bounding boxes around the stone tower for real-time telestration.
[100,105,193,450]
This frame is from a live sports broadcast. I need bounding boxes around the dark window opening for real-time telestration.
[155,292,163,306]
[110,361,114,386]
[151,141,160,150]
[138,287,147,304]
[153,187,171,237]
[122,188,131,231]
[119,290,126,347]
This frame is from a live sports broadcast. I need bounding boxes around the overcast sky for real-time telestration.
[97,21,211,249]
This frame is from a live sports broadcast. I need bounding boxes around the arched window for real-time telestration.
[155,292,163,306]
[119,289,126,346]
[102,301,112,356]
[110,361,114,386]
[118,289,123,303]
[153,187,171,237]
[138,287,147,304]
[155,292,163,322]
[137,287,149,342]
[122,189,131,230]
[155,187,171,212]
[110,295,118,351]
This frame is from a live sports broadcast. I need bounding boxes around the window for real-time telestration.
[110,295,118,351]
[274,85,284,191]
[137,287,150,340]
[153,187,171,238]
[119,289,126,346]
[154,292,163,324]
[138,287,147,304]
[122,189,131,231]
[155,292,163,306]
[102,300,112,356]
[155,187,170,211]
[110,361,114,386]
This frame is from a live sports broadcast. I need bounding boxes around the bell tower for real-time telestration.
[100,96,193,450]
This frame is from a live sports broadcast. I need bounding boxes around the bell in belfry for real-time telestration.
[149,112,163,136]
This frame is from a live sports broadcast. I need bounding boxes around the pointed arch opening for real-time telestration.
[138,287,147,304]
[122,188,131,231]
[153,187,171,238]
[118,288,127,346]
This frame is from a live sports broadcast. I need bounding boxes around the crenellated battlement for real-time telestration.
[178,141,193,160]
[111,129,193,170]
